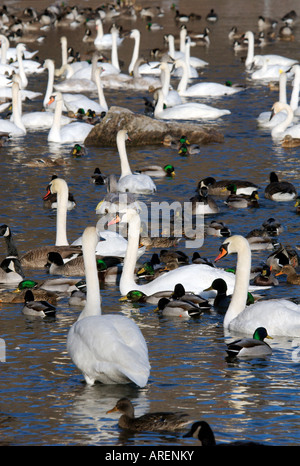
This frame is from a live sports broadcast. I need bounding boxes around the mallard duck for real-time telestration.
[160,249,189,265]
[91,168,106,185]
[205,220,231,237]
[282,135,300,147]
[161,134,180,149]
[276,264,300,284]
[198,177,258,196]
[226,327,273,358]
[155,297,204,318]
[264,172,297,201]
[252,265,279,286]
[22,289,56,317]
[191,252,215,267]
[262,217,284,236]
[136,254,162,279]
[107,397,190,431]
[120,289,173,305]
[204,278,231,313]
[183,421,265,446]
[97,257,123,283]
[178,142,200,156]
[134,164,175,177]
[71,143,86,157]
[246,229,275,250]
[204,278,255,312]
[171,283,211,310]
[0,279,57,304]
[266,243,299,272]
[225,184,259,209]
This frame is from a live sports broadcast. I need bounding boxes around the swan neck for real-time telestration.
[118,134,132,177]
[279,72,287,104]
[176,60,188,94]
[94,69,107,110]
[120,213,140,295]
[161,65,171,97]
[245,32,254,68]
[78,228,101,320]
[43,60,55,107]
[129,30,140,74]
[61,37,68,66]
[168,35,175,58]
[180,28,187,53]
[48,94,63,142]
[55,181,69,246]
[154,90,164,117]
[0,35,8,64]
[111,29,120,71]
[12,82,25,132]
[223,238,252,328]
[17,46,28,89]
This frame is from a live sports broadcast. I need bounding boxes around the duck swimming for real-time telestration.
[107,397,190,432]
[226,327,273,358]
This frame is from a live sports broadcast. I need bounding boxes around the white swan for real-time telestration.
[244,30,298,69]
[158,61,182,107]
[166,31,208,69]
[109,208,265,298]
[172,37,203,78]
[250,56,294,82]
[66,225,150,386]
[61,67,108,114]
[154,88,231,120]
[257,70,288,127]
[270,101,300,139]
[11,75,72,130]
[116,130,157,194]
[20,178,82,268]
[128,29,172,76]
[176,58,243,97]
[94,18,123,50]
[1,81,26,137]
[47,92,93,144]
[44,58,100,111]
[215,235,300,336]
[0,34,38,63]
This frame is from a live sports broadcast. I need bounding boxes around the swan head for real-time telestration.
[129,29,140,39]
[108,207,139,227]
[117,129,131,144]
[43,176,68,199]
[215,235,250,262]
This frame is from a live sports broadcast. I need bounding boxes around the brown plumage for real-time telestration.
[276,265,300,284]
[107,398,190,432]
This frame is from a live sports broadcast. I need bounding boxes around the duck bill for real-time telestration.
[106,406,119,414]
[119,296,128,301]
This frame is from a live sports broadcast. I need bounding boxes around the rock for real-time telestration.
[84,106,225,146]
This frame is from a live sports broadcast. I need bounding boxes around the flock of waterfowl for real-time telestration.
[0,2,300,446]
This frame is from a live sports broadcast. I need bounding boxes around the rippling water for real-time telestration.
[1,0,300,447]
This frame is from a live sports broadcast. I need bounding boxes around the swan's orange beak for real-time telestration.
[215,245,228,262]
[47,96,55,106]
[43,188,51,200]
[107,214,120,226]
